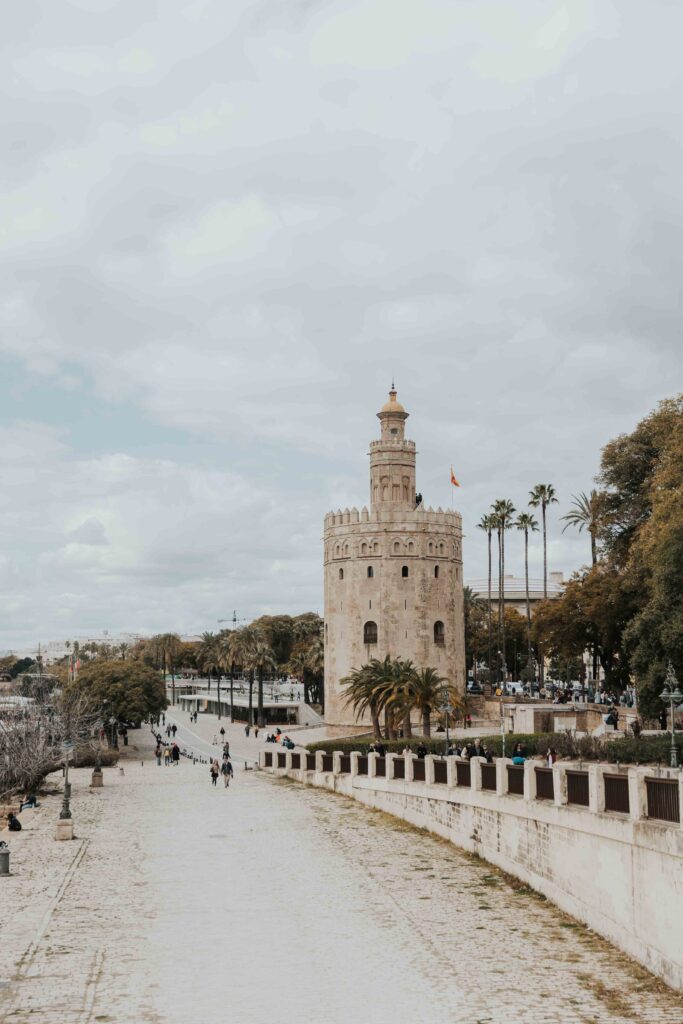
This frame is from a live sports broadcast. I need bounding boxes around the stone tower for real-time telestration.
[323,388,465,726]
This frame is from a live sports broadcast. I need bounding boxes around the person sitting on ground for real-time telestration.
[7,812,21,831]
[20,793,38,810]
[416,743,427,759]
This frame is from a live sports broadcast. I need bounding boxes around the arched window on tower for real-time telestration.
[367,566,374,578]
[439,542,445,555]
[401,565,409,578]
[364,621,378,645]
[434,620,445,646]
[360,542,367,555]
[339,568,344,580]
[408,541,414,553]
[373,542,379,554]
[393,540,400,553]
[428,542,434,555]
[343,543,349,556]
[434,565,440,578]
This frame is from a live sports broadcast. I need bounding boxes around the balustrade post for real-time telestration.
[589,765,602,814]
[368,752,378,778]
[285,752,293,771]
[553,764,567,807]
[470,756,483,792]
[315,751,325,774]
[523,760,536,802]
[332,751,342,775]
[424,754,436,785]
[446,755,457,787]
[495,757,509,796]
[385,753,397,780]
[406,753,416,783]
[679,774,683,833]
[627,767,646,821]
[350,752,360,778]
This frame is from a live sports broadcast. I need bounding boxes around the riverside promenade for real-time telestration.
[1,721,681,1024]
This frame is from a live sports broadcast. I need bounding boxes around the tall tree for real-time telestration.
[476,514,495,682]
[561,490,601,567]
[227,626,258,724]
[491,499,516,686]
[529,484,558,598]
[246,640,276,728]
[515,512,539,681]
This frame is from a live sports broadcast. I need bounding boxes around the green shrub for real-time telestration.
[306,731,682,765]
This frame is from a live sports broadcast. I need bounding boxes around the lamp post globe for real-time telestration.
[660,662,681,769]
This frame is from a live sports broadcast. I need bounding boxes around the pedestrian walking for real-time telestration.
[210,761,219,786]
[245,724,251,738]
[172,743,180,765]
[221,759,234,787]
[171,724,177,737]
[254,726,259,739]
[155,745,162,766]
[223,742,230,758]
[164,746,171,766]
[220,727,226,741]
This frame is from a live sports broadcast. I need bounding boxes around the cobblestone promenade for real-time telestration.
[0,724,681,1024]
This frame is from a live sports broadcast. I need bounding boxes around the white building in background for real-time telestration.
[467,572,565,617]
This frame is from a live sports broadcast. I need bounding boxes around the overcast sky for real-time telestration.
[1,1,681,653]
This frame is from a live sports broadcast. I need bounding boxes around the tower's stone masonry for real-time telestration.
[324,389,465,726]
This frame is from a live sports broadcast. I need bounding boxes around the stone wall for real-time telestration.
[261,750,683,991]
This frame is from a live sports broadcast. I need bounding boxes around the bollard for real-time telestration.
[0,842,9,876]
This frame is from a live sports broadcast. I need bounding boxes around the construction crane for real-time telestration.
[216,611,249,629]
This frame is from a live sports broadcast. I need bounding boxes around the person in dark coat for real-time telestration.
[7,812,21,831]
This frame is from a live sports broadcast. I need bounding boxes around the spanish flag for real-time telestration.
[450,465,460,487]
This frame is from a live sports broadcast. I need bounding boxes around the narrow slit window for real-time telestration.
[401,565,409,578]
[367,566,374,578]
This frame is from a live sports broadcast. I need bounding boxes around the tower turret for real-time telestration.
[369,387,417,509]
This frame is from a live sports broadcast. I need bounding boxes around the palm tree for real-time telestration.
[529,483,558,688]
[198,631,222,715]
[562,490,601,682]
[341,664,385,741]
[561,490,600,567]
[304,633,324,711]
[157,633,182,705]
[403,666,451,737]
[491,499,516,685]
[247,640,276,728]
[529,483,558,597]
[227,626,258,725]
[515,512,539,680]
[476,514,495,684]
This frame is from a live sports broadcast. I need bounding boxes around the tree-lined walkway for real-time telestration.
[0,731,680,1023]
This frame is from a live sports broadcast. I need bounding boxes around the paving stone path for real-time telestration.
[0,728,681,1024]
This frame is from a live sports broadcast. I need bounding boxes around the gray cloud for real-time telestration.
[1,0,682,649]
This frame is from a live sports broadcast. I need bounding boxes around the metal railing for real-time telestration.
[290,753,301,770]
[306,753,316,771]
[567,771,589,807]
[375,757,386,777]
[357,755,368,776]
[535,767,554,801]
[264,752,273,768]
[481,763,497,791]
[604,775,629,814]
[277,752,287,769]
[393,757,405,780]
[646,778,680,823]
[339,755,351,774]
[507,765,524,795]
[456,761,471,787]
[322,754,333,773]
[434,760,447,784]
[413,759,425,782]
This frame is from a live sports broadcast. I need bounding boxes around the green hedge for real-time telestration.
[306,732,682,765]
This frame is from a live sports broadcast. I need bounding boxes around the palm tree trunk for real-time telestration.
[524,530,533,679]
[487,531,493,692]
[248,670,254,725]
[497,527,503,686]
[229,666,234,723]
[371,708,382,741]
[403,712,412,738]
[500,527,507,686]
[540,503,547,688]
[257,668,264,728]
[422,708,431,738]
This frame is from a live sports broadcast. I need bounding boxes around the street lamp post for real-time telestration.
[60,741,74,819]
[660,661,682,770]
[109,715,117,749]
[498,650,505,759]
[441,700,453,758]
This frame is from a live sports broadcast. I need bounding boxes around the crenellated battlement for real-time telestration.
[324,505,461,529]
